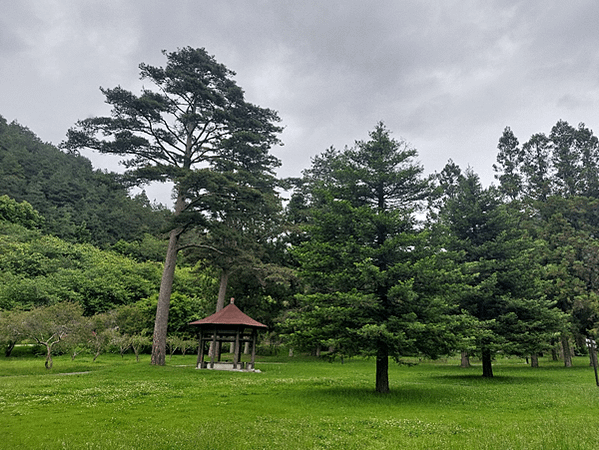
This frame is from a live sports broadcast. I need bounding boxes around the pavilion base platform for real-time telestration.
[196,361,261,372]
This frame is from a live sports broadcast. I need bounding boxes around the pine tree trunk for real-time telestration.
[151,195,186,366]
[151,195,185,366]
[481,347,493,377]
[530,353,539,368]
[209,269,230,358]
[460,350,471,368]
[216,270,230,312]
[151,228,180,366]
[561,334,573,367]
[376,344,390,393]
[551,345,559,361]
[550,337,558,360]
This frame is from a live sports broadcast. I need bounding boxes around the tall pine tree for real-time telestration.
[63,47,282,365]
[286,123,457,392]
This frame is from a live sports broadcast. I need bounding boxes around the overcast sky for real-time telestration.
[2,1,599,205]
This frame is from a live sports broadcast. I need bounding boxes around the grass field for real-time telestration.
[1,350,598,450]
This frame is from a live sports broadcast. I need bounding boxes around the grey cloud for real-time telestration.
[2,0,599,205]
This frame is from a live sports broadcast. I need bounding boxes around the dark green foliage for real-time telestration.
[493,122,599,357]
[62,47,282,188]
[283,123,457,392]
[493,127,523,201]
[439,166,564,376]
[494,120,599,201]
[534,196,599,339]
[0,115,170,247]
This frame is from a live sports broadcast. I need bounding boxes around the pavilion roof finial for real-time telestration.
[230,297,235,304]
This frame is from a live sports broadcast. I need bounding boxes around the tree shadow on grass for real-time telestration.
[429,373,544,386]
[297,384,456,407]
[429,363,593,386]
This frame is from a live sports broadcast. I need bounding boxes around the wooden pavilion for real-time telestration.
[189,298,267,371]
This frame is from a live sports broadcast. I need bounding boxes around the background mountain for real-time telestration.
[0,114,171,248]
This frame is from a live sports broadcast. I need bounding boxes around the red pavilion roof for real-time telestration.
[189,299,267,329]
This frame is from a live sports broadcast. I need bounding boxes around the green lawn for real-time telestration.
[1,351,598,449]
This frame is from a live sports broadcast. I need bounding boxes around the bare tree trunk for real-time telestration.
[209,270,230,358]
[151,193,188,366]
[481,348,493,378]
[561,334,573,368]
[216,270,230,312]
[589,341,599,386]
[151,228,180,366]
[530,353,539,368]
[45,345,53,369]
[460,351,471,368]
[375,344,389,393]
[5,341,15,357]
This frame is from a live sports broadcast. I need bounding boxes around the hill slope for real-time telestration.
[0,115,170,247]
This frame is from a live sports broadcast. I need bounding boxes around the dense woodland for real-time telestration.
[2,48,599,392]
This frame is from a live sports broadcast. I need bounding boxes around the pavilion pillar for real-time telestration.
[250,329,257,370]
[197,330,205,369]
[209,329,217,369]
[233,328,241,369]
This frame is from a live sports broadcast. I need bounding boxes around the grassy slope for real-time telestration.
[1,353,598,450]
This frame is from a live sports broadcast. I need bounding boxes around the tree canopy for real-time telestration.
[63,47,284,365]
[438,166,563,376]
[284,123,459,392]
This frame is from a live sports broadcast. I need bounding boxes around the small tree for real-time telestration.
[180,339,196,357]
[0,309,27,357]
[107,329,131,358]
[166,335,181,360]
[20,302,84,369]
[129,334,151,362]
[0,195,44,229]
[440,167,564,376]
[57,319,90,361]
[88,329,112,362]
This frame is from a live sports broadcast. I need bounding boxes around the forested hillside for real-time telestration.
[2,102,599,392]
[0,114,170,248]
[0,111,294,324]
